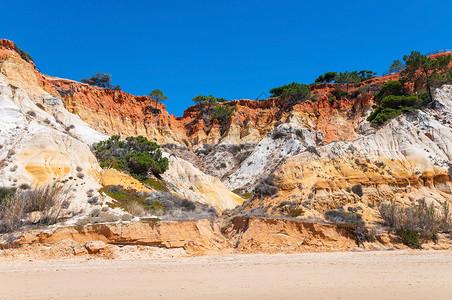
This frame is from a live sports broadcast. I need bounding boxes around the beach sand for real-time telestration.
[1,250,452,299]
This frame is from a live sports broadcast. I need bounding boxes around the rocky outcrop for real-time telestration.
[161,154,243,212]
[16,219,227,254]
[3,216,451,259]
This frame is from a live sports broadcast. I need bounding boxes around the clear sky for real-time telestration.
[2,0,451,116]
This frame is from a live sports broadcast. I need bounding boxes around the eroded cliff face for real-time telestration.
[2,216,451,259]
[0,40,242,213]
[0,40,106,212]
[1,38,452,226]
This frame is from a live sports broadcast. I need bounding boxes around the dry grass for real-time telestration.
[125,201,146,217]
[0,182,73,233]
[0,194,25,232]
[379,199,452,241]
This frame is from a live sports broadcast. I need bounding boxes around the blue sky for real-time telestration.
[2,0,451,116]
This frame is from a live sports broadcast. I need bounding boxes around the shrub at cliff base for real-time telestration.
[94,135,169,181]
[378,199,452,248]
[0,183,72,233]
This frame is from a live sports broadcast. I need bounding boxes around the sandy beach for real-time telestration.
[1,250,452,299]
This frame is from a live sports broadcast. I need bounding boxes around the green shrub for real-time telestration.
[0,187,16,203]
[325,209,365,226]
[13,44,34,63]
[288,208,304,217]
[368,80,430,126]
[192,95,226,105]
[143,177,167,191]
[379,95,423,109]
[271,131,286,139]
[331,88,348,99]
[378,199,451,244]
[180,199,196,211]
[269,82,310,103]
[373,81,407,103]
[211,104,236,125]
[351,185,363,197]
[367,107,404,125]
[397,229,422,249]
[94,135,168,181]
[295,129,304,140]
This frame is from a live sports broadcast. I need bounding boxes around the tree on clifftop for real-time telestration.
[81,73,121,90]
[269,82,310,104]
[192,95,225,106]
[334,71,360,92]
[389,59,404,73]
[148,89,167,109]
[402,51,452,102]
[314,72,337,83]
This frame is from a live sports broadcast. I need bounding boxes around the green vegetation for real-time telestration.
[0,183,72,233]
[148,89,167,109]
[288,208,304,217]
[192,95,227,105]
[367,80,430,126]
[325,209,365,226]
[81,73,121,90]
[211,104,236,125]
[94,135,169,181]
[143,177,167,191]
[269,82,310,102]
[402,51,452,102]
[0,187,16,204]
[378,199,451,248]
[351,184,363,197]
[100,185,165,213]
[368,51,452,126]
[388,59,404,73]
[314,72,337,83]
[334,71,361,92]
[13,44,34,63]
[101,186,213,217]
[397,229,422,249]
[191,95,235,125]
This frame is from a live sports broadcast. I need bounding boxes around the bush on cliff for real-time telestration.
[94,135,169,180]
[314,72,337,84]
[367,80,429,126]
[13,44,34,63]
[211,104,236,125]
[81,73,121,90]
[269,82,310,103]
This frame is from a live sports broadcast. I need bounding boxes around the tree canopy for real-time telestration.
[389,59,404,73]
[402,51,452,102]
[81,73,121,90]
[192,95,226,105]
[94,135,168,180]
[334,71,361,92]
[148,89,167,109]
[314,72,337,83]
[269,82,310,102]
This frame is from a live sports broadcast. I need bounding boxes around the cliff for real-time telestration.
[1,38,451,230]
